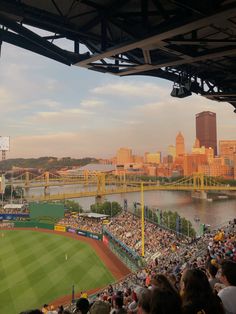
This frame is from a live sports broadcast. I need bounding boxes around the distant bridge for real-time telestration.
[5,172,236,202]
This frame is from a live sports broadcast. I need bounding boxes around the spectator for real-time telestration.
[150,274,177,292]
[137,288,151,314]
[42,304,49,313]
[206,260,220,289]
[181,268,225,314]
[75,298,90,314]
[111,296,127,314]
[150,287,182,314]
[90,300,110,314]
[218,260,236,314]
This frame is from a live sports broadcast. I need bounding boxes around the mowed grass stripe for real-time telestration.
[1,234,90,292]
[0,235,61,291]
[0,255,18,314]
[0,231,115,314]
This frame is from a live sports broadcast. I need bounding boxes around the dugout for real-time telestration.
[29,202,64,219]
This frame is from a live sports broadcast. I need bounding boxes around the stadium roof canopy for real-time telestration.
[0,0,236,110]
[80,212,109,219]
[79,164,115,172]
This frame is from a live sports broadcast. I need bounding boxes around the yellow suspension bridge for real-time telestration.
[5,171,236,202]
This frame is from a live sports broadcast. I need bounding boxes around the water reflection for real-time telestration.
[29,187,236,229]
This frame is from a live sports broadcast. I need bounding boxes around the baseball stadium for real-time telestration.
[0,203,131,314]
[1,201,236,314]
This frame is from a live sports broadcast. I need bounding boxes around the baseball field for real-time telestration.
[0,229,119,314]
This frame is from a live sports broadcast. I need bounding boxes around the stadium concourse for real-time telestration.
[1,209,234,314]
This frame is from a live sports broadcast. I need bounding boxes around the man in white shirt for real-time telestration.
[218,260,236,314]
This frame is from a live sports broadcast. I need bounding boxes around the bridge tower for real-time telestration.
[24,171,30,198]
[95,173,106,204]
[44,171,50,197]
[192,173,207,200]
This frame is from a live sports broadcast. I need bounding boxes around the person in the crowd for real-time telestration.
[90,300,110,314]
[150,274,177,292]
[41,304,49,314]
[217,260,236,314]
[150,287,182,314]
[110,295,127,314]
[181,268,225,314]
[75,298,90,314]
[206,260,220,289]
[137,288,151,314]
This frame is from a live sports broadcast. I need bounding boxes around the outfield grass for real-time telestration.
[0,230,115,314]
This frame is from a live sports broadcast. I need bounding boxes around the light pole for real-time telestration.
[1,191,3,209]
[110,201,112,219]
[141,182,145,257]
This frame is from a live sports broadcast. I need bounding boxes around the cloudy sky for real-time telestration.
[0,41,235,159]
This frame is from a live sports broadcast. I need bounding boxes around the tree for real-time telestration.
[64,200,83,213]
[90,201,122,217]
[2,185,19,201]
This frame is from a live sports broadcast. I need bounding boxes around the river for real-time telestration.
[29,187,236,231]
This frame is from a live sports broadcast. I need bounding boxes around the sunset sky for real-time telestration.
[0,41,235,159]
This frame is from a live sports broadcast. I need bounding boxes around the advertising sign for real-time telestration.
[0,136,10,151]
[67,228,76,233]
[77,230,87,236]
[54,225,66,232]
[0,213,29,220]
[88,233,99,240]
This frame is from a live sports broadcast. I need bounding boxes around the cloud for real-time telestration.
[92,81,169,99]
[1,43,236,159]
[23,107,95,132]
[80,99,105,108]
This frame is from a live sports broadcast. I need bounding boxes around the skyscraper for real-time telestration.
[196,111,217,155]
[116,147,133,164]
[219,140,236,163]
[176,132,185,157]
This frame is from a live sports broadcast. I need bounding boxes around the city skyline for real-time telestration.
[0,42,235,159]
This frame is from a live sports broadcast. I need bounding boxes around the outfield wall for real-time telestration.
[12,222,102,241]
[102,227,143,271]
[14,221,54,229]
[29,202,64,219]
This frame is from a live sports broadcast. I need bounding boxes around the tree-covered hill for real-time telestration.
[0,156,98,171]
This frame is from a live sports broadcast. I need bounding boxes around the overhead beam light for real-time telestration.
[170,81,192,98]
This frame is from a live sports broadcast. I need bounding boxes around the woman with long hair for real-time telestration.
[150,274,182,314]
[180,268,225,314]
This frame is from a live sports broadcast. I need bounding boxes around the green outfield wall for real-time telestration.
[29,202,64,219]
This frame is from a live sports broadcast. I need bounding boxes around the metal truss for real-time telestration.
[0,0,236,110]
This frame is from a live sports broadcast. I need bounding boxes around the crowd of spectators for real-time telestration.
[57,216,103,234]
[105,212,190,261]
[0,222,14,228]
[20,217,236,314]
[0,208,29,214]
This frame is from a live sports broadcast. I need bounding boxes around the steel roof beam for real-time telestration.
[0,13,75,63]
[166,39,236,46]
[0,29,72,65]
[75,5,236,67]
[107,46,236,76]
[0,0,104,43]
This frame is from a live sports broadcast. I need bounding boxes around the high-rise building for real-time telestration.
[234,153,236,180]
[168,145,176,160]
[116,147,133,164]
[176,132,185,157]
[192,138,206,154]
[146,152,161,164]
[219,140,236,163]
[196,111,217,155]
